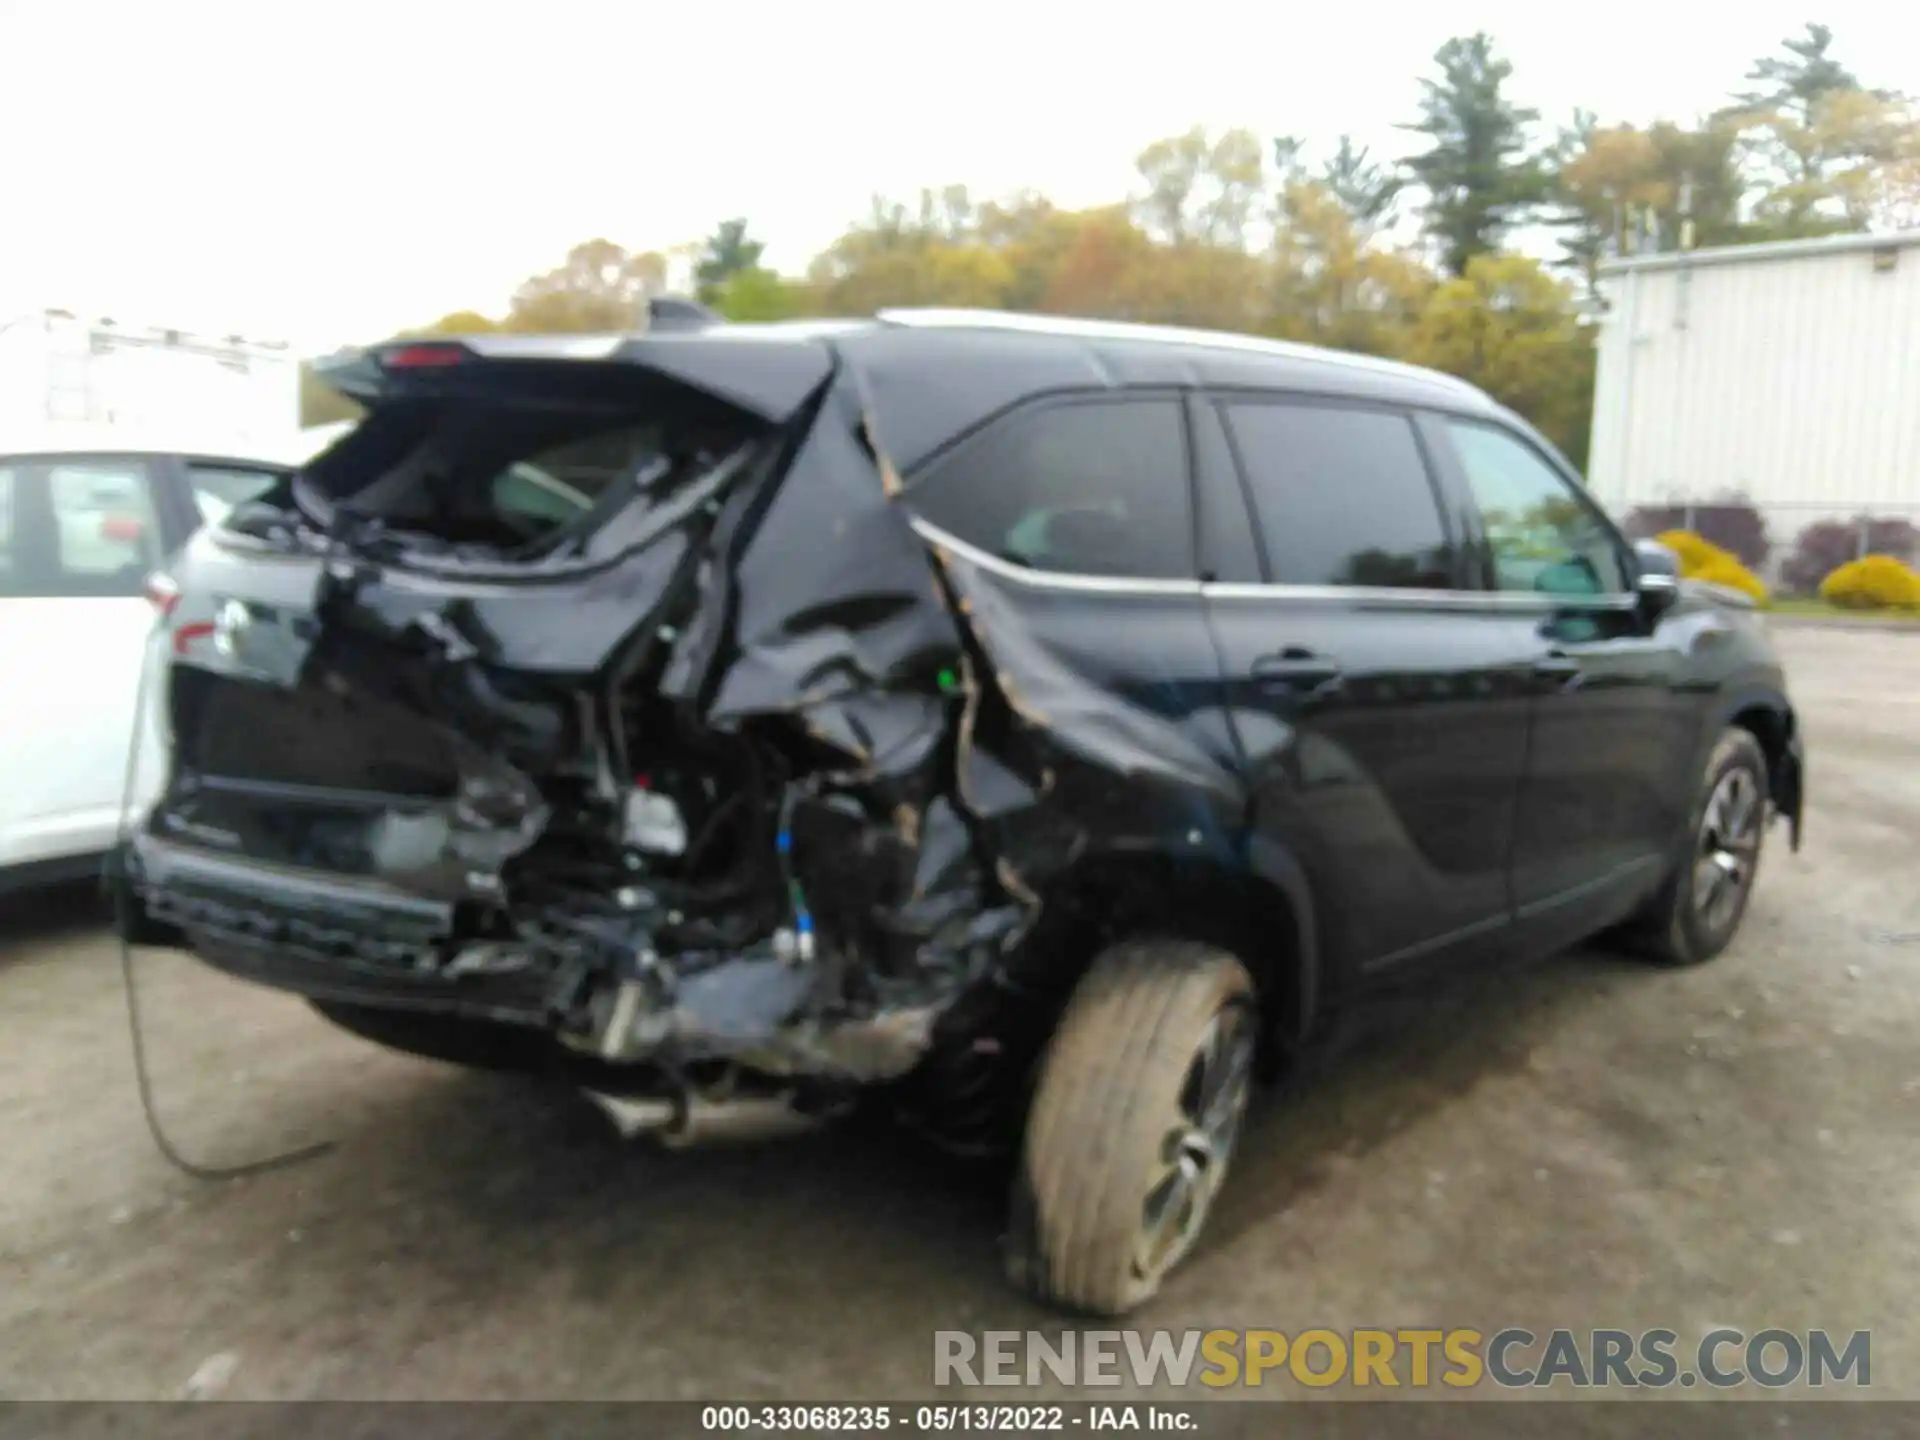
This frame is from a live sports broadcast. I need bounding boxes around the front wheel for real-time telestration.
[1628,727,1771,966]
[1006,940,1258,1316]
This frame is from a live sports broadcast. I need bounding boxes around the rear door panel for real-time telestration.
[898,391,1244,874]
[1197,394,1532,980]
[1204,593,1536,975]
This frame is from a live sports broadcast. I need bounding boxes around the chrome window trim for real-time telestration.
[906,516,1204,596]
[1201,582,1640,613]
[907,517,1642,613]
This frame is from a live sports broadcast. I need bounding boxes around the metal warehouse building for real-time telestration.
[1586,229,1920,573]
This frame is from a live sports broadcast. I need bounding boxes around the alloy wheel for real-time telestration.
[1132,999,1257,1288]
[1693,767,1763,933]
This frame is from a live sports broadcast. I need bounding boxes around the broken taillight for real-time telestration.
[144,571,180,619]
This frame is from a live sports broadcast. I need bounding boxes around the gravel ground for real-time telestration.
[1,627,1916,1404]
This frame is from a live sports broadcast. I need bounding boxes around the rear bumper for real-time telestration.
[127,834,554,1024]
[126,832,950,1083]
[133,834,454,939]
[189,929,558,1027]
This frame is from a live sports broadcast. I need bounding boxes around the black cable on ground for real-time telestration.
[111,609,334,1181]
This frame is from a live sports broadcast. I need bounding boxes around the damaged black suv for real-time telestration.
[126,306,1804,1316]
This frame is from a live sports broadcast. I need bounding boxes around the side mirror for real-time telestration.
[1632,538,1682,616]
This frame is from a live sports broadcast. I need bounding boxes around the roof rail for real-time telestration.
[875,307,1485,398]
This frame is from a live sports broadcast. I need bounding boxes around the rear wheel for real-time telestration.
[1006,939,1257,1316]
[1628,727,1770,966]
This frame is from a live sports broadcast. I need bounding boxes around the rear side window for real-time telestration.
[189,463,285,528]
[906,398,1194,580]
[0,456,164,598]
[1443,419,1630,596]
[1220,401,1454,589]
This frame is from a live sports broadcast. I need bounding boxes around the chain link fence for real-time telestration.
[1617,497,1920,594]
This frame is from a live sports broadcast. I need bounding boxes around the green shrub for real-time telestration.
[1820,554,1920,610]
[1693,553,1769,603]
[1654,529,1726,573]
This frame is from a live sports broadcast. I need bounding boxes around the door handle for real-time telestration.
[1253,645,1339,675]
[1252,647,1345,694]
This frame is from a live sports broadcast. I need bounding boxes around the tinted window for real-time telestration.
[1446,420,1629,595]
[907,399,1193,580]
[0,456,163,598]
[1221,402,1454,588]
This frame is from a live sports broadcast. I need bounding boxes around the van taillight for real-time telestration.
[145,572,180,618]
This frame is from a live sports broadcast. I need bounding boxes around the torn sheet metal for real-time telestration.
[133,346,1249,1092]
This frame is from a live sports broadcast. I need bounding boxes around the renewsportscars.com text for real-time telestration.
[934,1327,1872,1390]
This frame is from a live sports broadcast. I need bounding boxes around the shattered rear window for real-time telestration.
[306,405,698,553]
[489,428,663,531]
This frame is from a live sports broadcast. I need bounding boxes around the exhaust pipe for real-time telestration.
[584,1093,678,1140]
[582,1088,826,1147]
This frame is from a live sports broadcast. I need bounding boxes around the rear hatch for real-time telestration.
[137,331,837,976]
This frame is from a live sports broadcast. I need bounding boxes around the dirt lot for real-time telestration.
[1,625,1916,1403]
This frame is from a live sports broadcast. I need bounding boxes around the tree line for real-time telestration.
[303,22,1918,472]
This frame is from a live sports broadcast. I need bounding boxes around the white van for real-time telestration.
[0,427,335,891]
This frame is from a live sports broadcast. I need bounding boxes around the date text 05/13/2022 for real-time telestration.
[700,1403,1197,1432]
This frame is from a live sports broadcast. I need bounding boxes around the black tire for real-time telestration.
[1006,939,1258,1316]
[1627,727,1770,966]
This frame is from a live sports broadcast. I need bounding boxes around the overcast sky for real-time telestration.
[2,0,1914,354]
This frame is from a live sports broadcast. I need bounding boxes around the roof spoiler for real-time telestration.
[305,300,830,427]
[312,294,727,387]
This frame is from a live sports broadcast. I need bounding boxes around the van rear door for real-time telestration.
[0,453,179,874]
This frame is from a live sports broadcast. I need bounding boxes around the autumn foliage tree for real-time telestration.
[303,22,1919,482]
[1550,117,1753,291]
[504,239,667,332]
[1402,253,1595,465]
